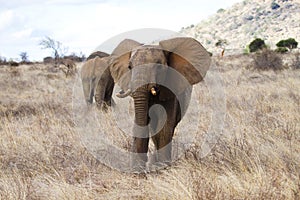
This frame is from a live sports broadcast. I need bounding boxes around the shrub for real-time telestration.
[0,56,7,65]
[276,38,298,50]
[271,2,280,10]
[217,8,225,13]
[252,48,284,70]
[291,52,300,69]
[8,61,19,67]
[249,38,266,53]
[43,56,55,64]
[275,47,288,54]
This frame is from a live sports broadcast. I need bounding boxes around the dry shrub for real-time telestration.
[291,52,300,69]
[252,48,284,71]
[9,67,21,77]
[8,61,19,67]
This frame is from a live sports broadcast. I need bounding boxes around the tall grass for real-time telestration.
[0,57,299,199]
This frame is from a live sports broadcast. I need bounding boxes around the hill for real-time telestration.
[181,0,300,55]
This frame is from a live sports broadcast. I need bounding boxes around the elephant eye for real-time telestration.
[128,61,132,70]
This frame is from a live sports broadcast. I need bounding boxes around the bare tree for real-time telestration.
[39,36,68,60]
[19,52,29,62]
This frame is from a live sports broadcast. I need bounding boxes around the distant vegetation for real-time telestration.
[1,36,85,65]
[0,35,299,73]
[19,52,29,63]
[246,37,299,71]
[217,8,225,13]
[252,48,284,71]
[215,39,228,56]
[39,36,68,60]
[276,38,298,50]
[249,38,267,53]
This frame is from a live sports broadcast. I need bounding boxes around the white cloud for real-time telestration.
[12,28,33,39]
[0,0,243,60]
[0,10,14,31]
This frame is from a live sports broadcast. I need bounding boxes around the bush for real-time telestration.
[0,56,7,65]
[217,8,225,13]
[249,38,266,53]
[271,2,280,10]
[276,38,298,50]
[275,47,288,54]
[8,61,19,67]
[291,52,300,69]
[63,55,82,62]
[252,48,284,71]
[43,56,55,64]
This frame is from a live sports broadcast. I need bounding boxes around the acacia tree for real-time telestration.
[39,36,68,60]
[215,39,228,56]
[19,52,29,62]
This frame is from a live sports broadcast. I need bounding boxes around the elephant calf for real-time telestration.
[81,56,114,111]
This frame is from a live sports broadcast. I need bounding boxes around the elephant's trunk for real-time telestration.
[116,89,131,98]
[132,87,149,127]
[130,92,149,172]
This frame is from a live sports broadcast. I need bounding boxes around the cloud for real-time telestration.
[0,10,14,31]
[12,28,33,39]
[0,0,42,9]
[0,0,243,60]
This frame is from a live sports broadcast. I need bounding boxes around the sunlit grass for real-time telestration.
[0,55,299,199]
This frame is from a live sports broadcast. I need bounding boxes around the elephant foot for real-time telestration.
[148,161,171,172]
[148,153,172,172]
[148,147,172,171]
[96,102,111,113]
[130,153,148,173]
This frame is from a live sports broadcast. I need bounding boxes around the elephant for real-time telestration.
[109,37,211,170]
[81,55,115,111]
[86,51,110,60]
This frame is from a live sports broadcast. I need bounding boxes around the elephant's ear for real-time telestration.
[111,39,142,56]
[159,37,211,85]
[110,39,142,90]
[94,56,109,78]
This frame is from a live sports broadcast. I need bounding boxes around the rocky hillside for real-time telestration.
[181,0,300,55]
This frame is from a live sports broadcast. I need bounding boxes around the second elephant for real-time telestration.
[81,56,115,111]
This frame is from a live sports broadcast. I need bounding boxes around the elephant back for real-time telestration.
[87,51,109,60]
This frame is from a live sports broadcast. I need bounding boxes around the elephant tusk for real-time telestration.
[150,87,157,96]
[116,89,131,98]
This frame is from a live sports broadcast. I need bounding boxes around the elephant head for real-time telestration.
[109,37,211,170]
[81,55,114,111]
[110,37,211,103]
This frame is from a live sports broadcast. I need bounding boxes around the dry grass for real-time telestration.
[0,55,299,199]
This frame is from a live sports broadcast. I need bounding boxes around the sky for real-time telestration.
[0,0,242,61]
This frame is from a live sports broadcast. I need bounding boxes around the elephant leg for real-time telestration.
[104,78,115,107]
[151,98,180,165]
[131,136,149,172]
[151,124,174,165]
[95,79,106,111]
[82,79,92,105]
[89,78,96,104]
